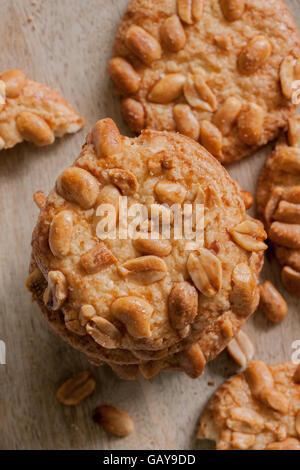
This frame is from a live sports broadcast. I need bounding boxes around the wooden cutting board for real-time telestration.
[1,0,300,450]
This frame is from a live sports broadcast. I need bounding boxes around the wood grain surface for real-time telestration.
[0,0,300,450]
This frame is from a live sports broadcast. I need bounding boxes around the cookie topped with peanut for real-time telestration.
[108,0,300,163]
[198,361,300,450]
[0,69,84,150]
[257,116,300,297]
[27,118,266,380]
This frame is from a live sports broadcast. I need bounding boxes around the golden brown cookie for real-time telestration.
[198,361,300,450]
[108,0,300,163]
[0,69,84,149]
[27,118,266,380]
[257,116,300,297]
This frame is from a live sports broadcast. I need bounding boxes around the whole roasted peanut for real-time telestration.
[220,0,245,22]
[259,386,289,414]
[108,57,141,95]
[288,116,300,148]
[86,316,122,349]
[266,438,300,450]
[241,190,254,210]
[177,0,203,25]
[226,407,264,434]
[95,184,121,215]
[245,361,274,397]
[16,111,54,146]
[133,235,172,257]
[280,55,295,99]
[91,118,122,158]
[276,147,300,173]
[273,200,300,224]
[93,406,134,437]
[265,185,300,220]
[49,211,73,258]
[238,35,272,75]
[148,74,186,104]
[154,181,186,204]
[230,263,259,316]
[178,343,206,379]
[111,296,153,338]
[56,166,99,209]
[173,104,200,141]
[187,248,222,297]
[43,270,67,311]
[126,25,162,65]
[160,15,186,52]
[184,74,217,112]
[108,168,138,196]
[230,220,267,252]
[56,370,96,406]
[168,282,198,330]
[259,281,287,324]
[269,222,300,249]
[81,242,117,274]
[237,103,264,145]
[227,330,255,368]
[0,69,26,98]
[200,120,223,159]
[214,97,242,136]
[281,266,300,297]
[121,98,145,133]
[118,255,167,284]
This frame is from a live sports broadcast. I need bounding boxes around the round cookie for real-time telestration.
[257,116,300,297]
[108,0,300,163]
[198,361,300,450]
[27,118,266,380]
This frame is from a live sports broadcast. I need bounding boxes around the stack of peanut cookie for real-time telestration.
[27,117,266,380]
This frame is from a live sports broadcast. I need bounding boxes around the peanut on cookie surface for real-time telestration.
[27,118,266,379]
[109,0,300,163]
[198,361,300,450]
[0,69,84,149]
[257,116,300,297]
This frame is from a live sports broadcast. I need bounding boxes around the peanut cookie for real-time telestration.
[27,118,266,380]
[198,361,300,450]
[257,116,300,297]
[108,0,300,163]
[0,69,84,149]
